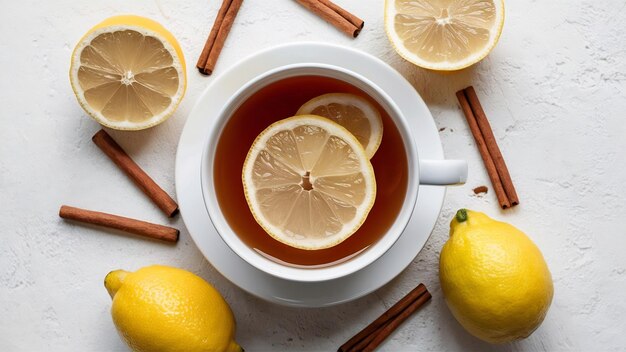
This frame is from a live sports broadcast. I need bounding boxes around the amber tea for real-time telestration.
[214,75,408,267]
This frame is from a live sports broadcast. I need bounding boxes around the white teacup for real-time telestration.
[201,63,467,282]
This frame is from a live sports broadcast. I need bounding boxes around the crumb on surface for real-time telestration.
[473,185,488,194]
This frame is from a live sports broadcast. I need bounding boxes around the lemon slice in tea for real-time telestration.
[297,93,383,159]
[385,0,505,71]
[242,115,377,250]
[69,15,186,130]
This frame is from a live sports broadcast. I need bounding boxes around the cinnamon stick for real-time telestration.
[464,86,519,206]
[196,0,244,75]
[318,0,364,30]
[338,284,428,352]
[362,291,432,352]
[348,321,390,352]
[296,0,364,38]
[92,129,179,217]
[456,90,511,209]
[197,0,232,74]
[59,205,179,242]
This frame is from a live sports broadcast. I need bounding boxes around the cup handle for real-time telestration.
[419,159,468,186]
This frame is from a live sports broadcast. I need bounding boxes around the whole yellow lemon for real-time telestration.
[104,265,241,352]
[439,209,553,344]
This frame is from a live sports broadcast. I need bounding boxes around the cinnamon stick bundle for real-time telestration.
[456,86,519,208]
[464,87,519,205]
[296,0,364,38]
[456,91,510,208]
[92,130,179,217]
[338,284,431,352]
[59,205,179,242]
[197,0,244,75]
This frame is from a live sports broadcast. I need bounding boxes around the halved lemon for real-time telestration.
[296,93,383,159]
[69,15,186,130]
[242,115,377,250]
[385,0,505,71]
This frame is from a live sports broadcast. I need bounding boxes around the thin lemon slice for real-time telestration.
[385,0,505,71]
[242,115,377,250]
[296,93,383,159]
[70,15,186,130]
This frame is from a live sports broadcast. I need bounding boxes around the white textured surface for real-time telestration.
[1,0,625,350]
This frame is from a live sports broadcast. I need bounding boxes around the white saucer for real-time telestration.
[175,43,445,307]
